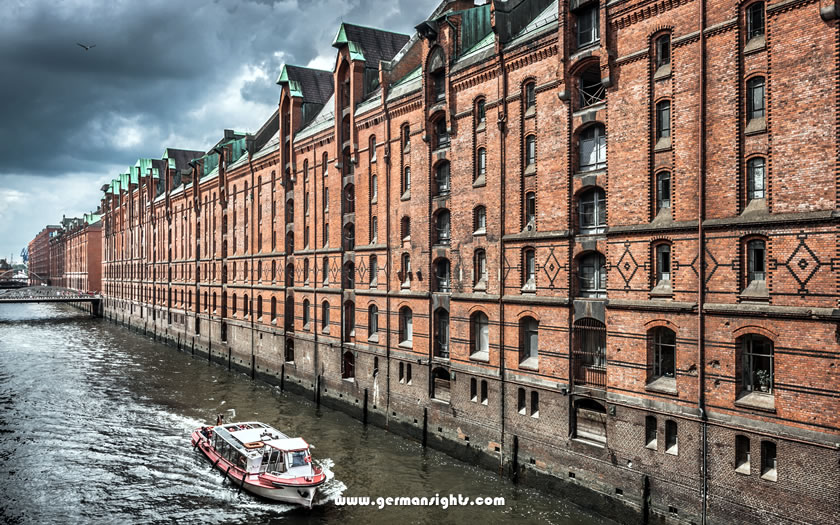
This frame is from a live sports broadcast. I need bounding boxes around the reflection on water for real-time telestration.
[0,304,608,524]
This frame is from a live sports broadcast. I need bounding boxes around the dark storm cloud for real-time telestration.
[0,0,443,261]
[0,0,439,178]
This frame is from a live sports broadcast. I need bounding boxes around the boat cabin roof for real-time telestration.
[212,422,309,458]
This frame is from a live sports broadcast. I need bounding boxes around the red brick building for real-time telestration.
[96,1,839,523]
[27,224,60,285]
[46,214,102,292]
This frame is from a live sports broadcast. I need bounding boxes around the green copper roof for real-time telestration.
[275,64,304,97]
[332,24,366,61]
[84,212,101,225]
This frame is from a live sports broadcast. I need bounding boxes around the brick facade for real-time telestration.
[58,1,840,523]
[44,215,102,293]
[27,225,60,285]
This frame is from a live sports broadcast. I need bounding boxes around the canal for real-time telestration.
[0,304,611,524]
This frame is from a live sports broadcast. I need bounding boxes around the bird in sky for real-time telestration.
[76,42,96,51]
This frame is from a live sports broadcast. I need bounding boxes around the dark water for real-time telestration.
[0,303,609,524]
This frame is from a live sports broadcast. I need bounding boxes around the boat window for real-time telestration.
[289,451,308,468]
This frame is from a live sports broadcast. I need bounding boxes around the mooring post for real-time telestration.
[224,465,231,483]
[642,474,651,525]
[238,473,246,495]
[191,337,195,356]
[363,388,369,425]
[177,333,181,351]
[512,435,520,484]
[251,354,255,380]
[280,364,285,392]
[316,375,321,408]
[227,347,231,371]
[422,407,428,448]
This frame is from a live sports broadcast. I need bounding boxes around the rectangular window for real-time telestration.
[656,172,671,212]
[477,100,486,122]
[525,136,536,166]
[656,244,671,283]
[746,2,765,41]
[470,378,478,402]
[747,158,766,200]
[747,240,766,283]
[480,380,488,404]
[747,77,765,121]
[656,35,671,68]
[576,5,600,49]
[517,388,526,414]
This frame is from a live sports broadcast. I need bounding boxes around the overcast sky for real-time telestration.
[0,0,441,263]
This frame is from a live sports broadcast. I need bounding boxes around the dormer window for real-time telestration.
[429,48,446,102]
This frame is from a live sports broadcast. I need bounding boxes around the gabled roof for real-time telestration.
[332,23,410,67]
[276,65,333,104]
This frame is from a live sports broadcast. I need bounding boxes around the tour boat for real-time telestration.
[191,421,327,507]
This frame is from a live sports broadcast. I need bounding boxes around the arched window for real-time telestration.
[655,34,671,70]
[400,216,410,241]
[578,64,605,108]
[579,124,606,172]
[578,188,606,234]
[524,191,536,230]
[656,100,671,145]
[746,76,765,126]
[321,301,330,331]
[343,300,355,342]
[401,253,411,287]
[649,327,676,382]
[747,157,766,201]
[402,124,411,152]
[574,398,606,444]
[429,48,446,102]
[285,338,295,363]
[232,293,238,316]
[343,223,355,250]
[434,258,451,292]
[243,294,249,317]
[369,135,376,163]
[470,311,490,359]
[342,351,355,380]
[578,252,607,297]
[343,183,355,214]
[522,248,536,291]
[302,299,310,327]
[476,98,486,124]
[286,231,294,254]
[746,239,766,285]
[368,304,379,337]
[369,255,378,285]
[402,166,411,195]
[524,81,536,112]
[524,135,536,167]
[284,296,294,332]
[434,115,449,149]
[434,209,451,245]
[434,161,450,195]
[370,216,378,243]
[271,260,277,282]
[739,334,774,394]
[270,296,277,321]
[343,261,355,289]
[322,152,329,176]
[303,258,310,285]
[432,367,451,402]
[434,308,449,359]
[656,171,671,213]
[476,147,487,182]
[474,249,487,286]
[399,306,413,345]
[474,206,486,234]
[655,243,672,286]
[303,159,309,182]
[519,316,539,366]
[285,262,294,287]
[573,318,607,387]
[370,173,377,202]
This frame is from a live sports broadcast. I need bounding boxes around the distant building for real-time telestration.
[27,225,61,285]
